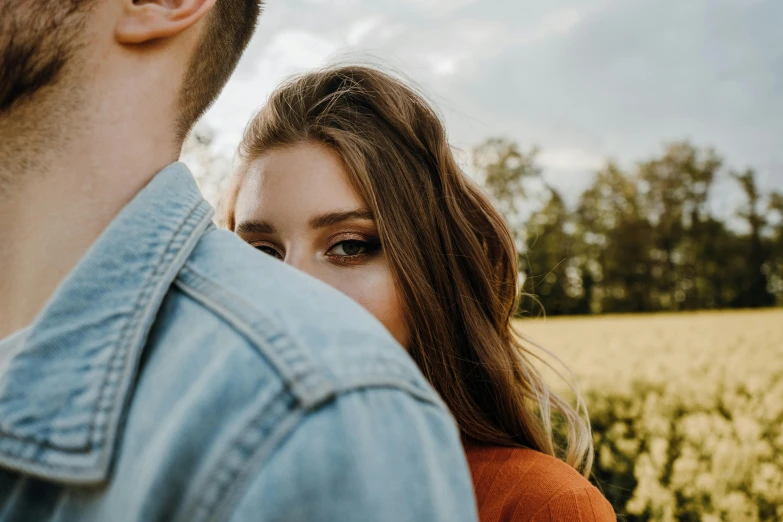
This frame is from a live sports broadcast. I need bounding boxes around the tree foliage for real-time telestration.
[473,138,782,315]
[473,137,540,243]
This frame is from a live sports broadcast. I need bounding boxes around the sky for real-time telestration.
[201,0,783,211]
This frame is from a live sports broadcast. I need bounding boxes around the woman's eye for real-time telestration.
[329,240,368,257]
[254,245,283,260]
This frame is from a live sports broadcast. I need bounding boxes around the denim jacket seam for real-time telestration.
[176,387,304,522]
[174,264,337,408]
[87,199,212,445]
[318,371,447,407]
[0,202,209,486]
[89,201,209,456]
[0,200,211,479]
[175,263,441,407]
[204,385,455,522]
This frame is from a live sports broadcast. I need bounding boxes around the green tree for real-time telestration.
[475,136,781,316]
[520,189,586,315]
[767,191,783,304]
[575,162,654,313]
[731,169,776,307]
[472,137,540,243]
[635,142,722,310]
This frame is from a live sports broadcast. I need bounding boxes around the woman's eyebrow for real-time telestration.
[235,220,275,234]
[309,209,374,229]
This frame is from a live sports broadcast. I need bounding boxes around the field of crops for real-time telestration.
[518,309,783,522]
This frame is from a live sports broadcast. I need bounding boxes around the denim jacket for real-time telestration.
[0,163,478,522]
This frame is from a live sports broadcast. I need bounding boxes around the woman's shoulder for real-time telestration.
[464,442,616,522]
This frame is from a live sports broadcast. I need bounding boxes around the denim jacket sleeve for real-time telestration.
[226,388,478,522]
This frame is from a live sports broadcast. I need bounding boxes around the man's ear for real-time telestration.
[115,0,218,44]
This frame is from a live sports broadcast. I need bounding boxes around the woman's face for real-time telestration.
[232,141,410,348]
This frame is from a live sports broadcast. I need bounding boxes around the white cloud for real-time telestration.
[426,52,466,76]
[375,23,407,41]
[538,147,604,171]
[203,30,340,153]
[262,30,341,72]
[521,7,582,43]
[400,0,479,15]
[346,16,386,46]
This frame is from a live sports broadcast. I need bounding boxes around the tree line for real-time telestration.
[473,139,783,315]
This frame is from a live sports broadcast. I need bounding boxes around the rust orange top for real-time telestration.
[465,442,616,522]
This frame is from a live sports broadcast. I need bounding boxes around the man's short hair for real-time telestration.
[177,0,262,138]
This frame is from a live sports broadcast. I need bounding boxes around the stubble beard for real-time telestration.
[0,0,92,193]
[0,0,92,112]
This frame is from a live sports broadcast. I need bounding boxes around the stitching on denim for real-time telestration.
[0,200,211,474]
[202,385,454,522]
[89,201,211,450]
[174,265,435,406]
[173,267,334,407]
[204,409,306,522]
[173,387,299,522]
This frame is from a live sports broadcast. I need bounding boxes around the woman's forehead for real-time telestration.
[235,144,366,223]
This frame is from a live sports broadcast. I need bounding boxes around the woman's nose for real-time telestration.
[283,249,317,278]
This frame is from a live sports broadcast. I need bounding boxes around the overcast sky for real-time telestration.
[201,0,782,209]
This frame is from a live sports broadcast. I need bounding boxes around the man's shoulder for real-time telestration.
[120,227,459,521]
[160,226,435,407]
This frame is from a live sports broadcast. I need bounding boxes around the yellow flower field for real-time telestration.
[518,309,783,522]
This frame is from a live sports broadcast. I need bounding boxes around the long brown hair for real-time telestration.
[223,65,593,476]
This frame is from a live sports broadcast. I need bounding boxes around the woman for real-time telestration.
[222,65,615,522]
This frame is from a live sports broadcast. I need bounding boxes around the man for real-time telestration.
[0,0,479,520]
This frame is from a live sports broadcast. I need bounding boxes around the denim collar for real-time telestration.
[0,163,213,484]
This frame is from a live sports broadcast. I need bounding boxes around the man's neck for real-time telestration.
[0,86,181,338]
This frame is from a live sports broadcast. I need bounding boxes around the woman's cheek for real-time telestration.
[328,263,409,349]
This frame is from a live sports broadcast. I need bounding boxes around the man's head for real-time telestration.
[0,0,262,140]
